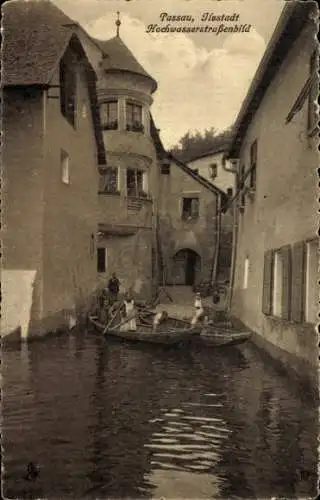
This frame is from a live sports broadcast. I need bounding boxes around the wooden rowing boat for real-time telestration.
[200,325,251,347]
[88,315,199,346]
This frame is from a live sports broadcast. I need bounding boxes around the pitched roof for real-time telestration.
[2,0,76,86]
[168,154,228,201]
[2,0,106,165]
[228,1,316,157]
[94,36,157,93]
[150,117,227,201]
[187,143,231,163]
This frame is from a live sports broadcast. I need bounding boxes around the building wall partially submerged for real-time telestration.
[231,24,318,388]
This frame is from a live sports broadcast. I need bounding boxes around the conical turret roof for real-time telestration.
[95,36,157,93]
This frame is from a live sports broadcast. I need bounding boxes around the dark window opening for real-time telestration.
[90,233,95,259]
[239,165,245,213]
[126,102,144,132]
[209,163,218,179]
[182,197,199,220]
[97,248,106,273]
[100,101,118,130]
[60,56,76,127]
[161,162,171,175]
[249,140,257,190]
[99,167,119,194]
[227,187,233,198]
[126,168,147,197]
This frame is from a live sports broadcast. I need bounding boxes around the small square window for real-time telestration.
[61,149,70,184]
[161,161,170,175]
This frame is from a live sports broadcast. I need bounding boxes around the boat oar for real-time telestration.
[107,313,136,333]
[103,302,123,334]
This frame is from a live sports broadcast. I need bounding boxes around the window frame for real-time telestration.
[61,149,70,185]
[126,101,144,132]
[181,196,200,220]
[209,163,218,180]
[99,166,120,195]
[126,168,148,198]
[100,100,118,131]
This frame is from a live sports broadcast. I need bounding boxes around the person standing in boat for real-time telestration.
[107,272,120,304]
[191,292,205,326]
[124,294,137,331]
[153,310,168,331]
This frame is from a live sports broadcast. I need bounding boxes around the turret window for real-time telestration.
[126,168,148,197]
[126,102,144,132]
[99,167,119,194]
[100,101,118,130]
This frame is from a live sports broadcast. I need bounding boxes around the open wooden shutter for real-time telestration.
[280,245,291,320]
[262,249,273,315]
[291,241,305,323]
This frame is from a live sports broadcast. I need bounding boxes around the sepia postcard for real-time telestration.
[1,0,319,498]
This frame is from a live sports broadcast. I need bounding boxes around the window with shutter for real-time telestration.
[290,241,305,323]
[280,245,291,320]
[305,239,318,324]
[272,250,284,317]
[262,249,273,315]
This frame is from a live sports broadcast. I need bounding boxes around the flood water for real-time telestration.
[2,328,318,499]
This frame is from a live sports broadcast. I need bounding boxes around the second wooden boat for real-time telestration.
[200,325,251,347]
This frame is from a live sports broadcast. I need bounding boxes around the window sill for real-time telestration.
[181,217,199,222]
[98,191,120,196]
[127,195,152,202]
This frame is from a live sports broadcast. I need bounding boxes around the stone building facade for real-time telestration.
[227,2,318,389]
[2,1,106,339]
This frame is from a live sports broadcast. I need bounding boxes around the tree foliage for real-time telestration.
[169,126,233,163]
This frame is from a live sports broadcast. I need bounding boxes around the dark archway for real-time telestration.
[172,249,201,286]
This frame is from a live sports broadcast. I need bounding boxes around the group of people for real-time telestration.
[97,272,216,332]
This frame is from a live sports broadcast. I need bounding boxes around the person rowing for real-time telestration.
[191,292,205,326]
[153,310,169,331]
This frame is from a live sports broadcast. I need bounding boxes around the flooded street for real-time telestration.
[2,329,318,499]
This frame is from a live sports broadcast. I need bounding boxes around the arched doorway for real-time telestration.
[172,249,201,286]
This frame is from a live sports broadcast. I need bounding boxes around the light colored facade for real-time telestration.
[157,156,226,288]
[188,149,235,194]
[2,0,106,339]
[227,3,318,388]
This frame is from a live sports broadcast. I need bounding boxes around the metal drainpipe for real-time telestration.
[222,155,239,313]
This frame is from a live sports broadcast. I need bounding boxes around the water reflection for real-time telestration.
[2,332,318,499]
